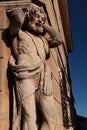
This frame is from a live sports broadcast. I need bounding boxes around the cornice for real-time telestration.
[0,0,31,7]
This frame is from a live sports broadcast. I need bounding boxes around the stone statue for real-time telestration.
[6,3,63,130]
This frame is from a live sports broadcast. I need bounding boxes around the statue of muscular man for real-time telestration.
[7,3,63,130]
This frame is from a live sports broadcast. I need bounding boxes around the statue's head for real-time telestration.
[23,4,47,34]
[6,3,47,35]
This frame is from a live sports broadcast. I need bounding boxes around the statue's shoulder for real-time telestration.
[18,30,33,42]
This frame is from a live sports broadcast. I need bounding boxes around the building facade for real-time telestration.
[0,0,75,130]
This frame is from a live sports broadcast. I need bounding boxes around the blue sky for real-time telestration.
[68,0,87,117]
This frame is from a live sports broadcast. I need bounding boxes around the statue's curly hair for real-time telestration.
[6,3,47,34]
[23,3,47,25]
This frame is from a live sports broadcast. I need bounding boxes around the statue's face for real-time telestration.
[27,10,46,34]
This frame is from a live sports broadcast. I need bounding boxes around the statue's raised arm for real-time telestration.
[6,8,25,35]
[43,23,64,48]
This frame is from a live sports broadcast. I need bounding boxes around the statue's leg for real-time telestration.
[22,93,37,130]
[39,94,57,130]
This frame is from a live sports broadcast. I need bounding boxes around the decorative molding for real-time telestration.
[0,0,31,7]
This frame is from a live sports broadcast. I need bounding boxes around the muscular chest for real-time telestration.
[12,33,47,62]
[32,36,46,60]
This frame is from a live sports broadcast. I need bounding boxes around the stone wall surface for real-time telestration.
[0,7,10,130]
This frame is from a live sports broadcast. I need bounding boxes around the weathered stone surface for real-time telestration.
[0,1,75,130]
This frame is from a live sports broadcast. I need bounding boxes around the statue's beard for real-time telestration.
[27,22,44,35]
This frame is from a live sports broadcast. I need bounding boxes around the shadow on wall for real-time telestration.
[2,28,14,130]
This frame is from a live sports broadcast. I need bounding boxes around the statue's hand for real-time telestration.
[43,23,51,31]
[41,65,53,96]
[42,81,53,96]
[9,55,16,65]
